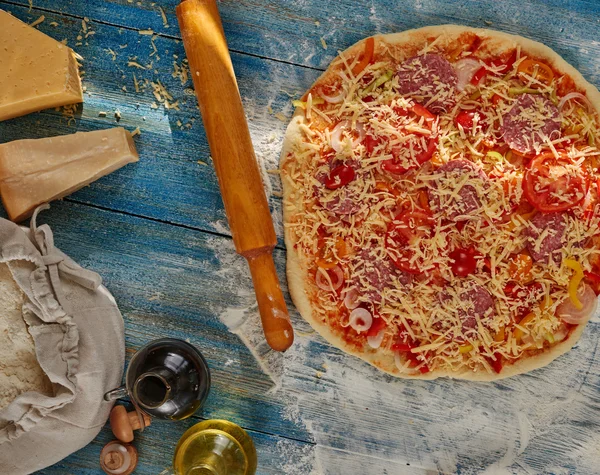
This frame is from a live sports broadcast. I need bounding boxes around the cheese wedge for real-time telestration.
[0,9,83,122]
[0,128,139,221]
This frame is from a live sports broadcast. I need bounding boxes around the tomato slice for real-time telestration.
[385,210,433,274]
[471,49,517,85]
[364,134,383,154]
[517,59,554,86]
[470,66,488,86]
[494,49,518,74]
[411,103,436,121]
[382,138,437,175]
[316,236,348,269]
[366,317,386,337]
[523,151,589,212]
[584,271,600,296]
[379,103,437,175]
[324,165,356,190]
[455,110,476,130]
[486,352,503,374]
[391,333,417,351]
[449,247,479,277]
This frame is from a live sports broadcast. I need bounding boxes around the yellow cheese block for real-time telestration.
[0,9,83,122]
[0,128,139,222]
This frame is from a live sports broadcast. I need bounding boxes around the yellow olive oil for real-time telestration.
[173,420,257,475]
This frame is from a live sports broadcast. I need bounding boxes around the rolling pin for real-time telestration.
[176,0,294,351]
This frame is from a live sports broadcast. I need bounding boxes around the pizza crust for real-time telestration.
[280,25,600,380]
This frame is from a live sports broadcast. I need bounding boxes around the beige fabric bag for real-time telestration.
[0,207,125,474]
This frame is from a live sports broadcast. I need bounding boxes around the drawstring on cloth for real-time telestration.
[30,205,102,292]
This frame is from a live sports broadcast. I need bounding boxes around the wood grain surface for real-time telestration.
[1,1,599,474]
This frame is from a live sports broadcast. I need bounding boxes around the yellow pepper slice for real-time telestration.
[508,253,534,284]
[514,295,552,342]
[514,312,536,342]
[292,97,325,109]
[459,344,474,354]
[486,151,504,162]
[563,258,584,310]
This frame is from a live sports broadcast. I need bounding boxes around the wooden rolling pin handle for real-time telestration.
[177,0,294,352]
[246,249,294,352]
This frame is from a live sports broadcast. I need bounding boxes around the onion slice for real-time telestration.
[558,92,594,113]
[343,287,360,309]
[349,307,372,333]
[330,120,366,152]
[320,89,345,104]
[394,352,406,371]
[553,322,569,343]
[454,58,482,91]
[557,282,598,324]
[315,265,344,292]
[367,330,385,349]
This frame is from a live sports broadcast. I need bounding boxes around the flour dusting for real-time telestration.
[208,246,600,475]
[204,47,600,474]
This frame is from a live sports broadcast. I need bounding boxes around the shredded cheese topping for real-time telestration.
[282,33,600,377]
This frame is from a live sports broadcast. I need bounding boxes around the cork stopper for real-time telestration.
[100,441,138,475]
[110,405,152,443]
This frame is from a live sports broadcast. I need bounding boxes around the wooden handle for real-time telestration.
[247,251,294,351]
[176,0,294,351]
[109,405,151,443]
[176,0,275,253]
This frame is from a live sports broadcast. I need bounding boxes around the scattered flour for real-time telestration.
[0,264,52,412]
[204,41,600,473]
[207,235,600,475]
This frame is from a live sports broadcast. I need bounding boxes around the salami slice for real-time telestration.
[351,247,412,303]
[428,159,487,220]
[395,54,458,113]
[316,159,362,216]
[524,212,567,262]
[501,94,561,155]
[459,285,495,334]
[438,284,495,341]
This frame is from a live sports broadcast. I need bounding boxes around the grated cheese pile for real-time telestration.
[282,34,600,377]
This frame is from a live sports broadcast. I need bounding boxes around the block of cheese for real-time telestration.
[0,127,139,221]
[0,9,83,122]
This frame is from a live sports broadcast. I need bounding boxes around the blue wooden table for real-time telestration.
[1,1,600,474]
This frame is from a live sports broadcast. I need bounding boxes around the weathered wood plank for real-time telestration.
[39,414,314,475]
[3,1,600,473]
[31,200,314,443]
[0,3,317,246]
[3,0,600,245]
[34,200,600,474]
[5,0,600,82]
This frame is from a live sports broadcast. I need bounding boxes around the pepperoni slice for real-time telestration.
[316,160,363,216]
[428,160,488,220]
[437,284,495,341]
[524,212,567,263]
[500,94,561,155]
[395,54,458,113]
[458,285,495,335]
[350,247,412,304]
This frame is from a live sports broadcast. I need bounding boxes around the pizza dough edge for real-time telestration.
[280,25,600,381]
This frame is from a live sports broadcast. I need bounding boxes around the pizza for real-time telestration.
[280,25,600,380]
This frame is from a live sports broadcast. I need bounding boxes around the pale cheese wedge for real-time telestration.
[0,128,139,221]
[0,9,83,122]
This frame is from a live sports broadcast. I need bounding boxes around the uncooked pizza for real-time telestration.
[280,25,600,380]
